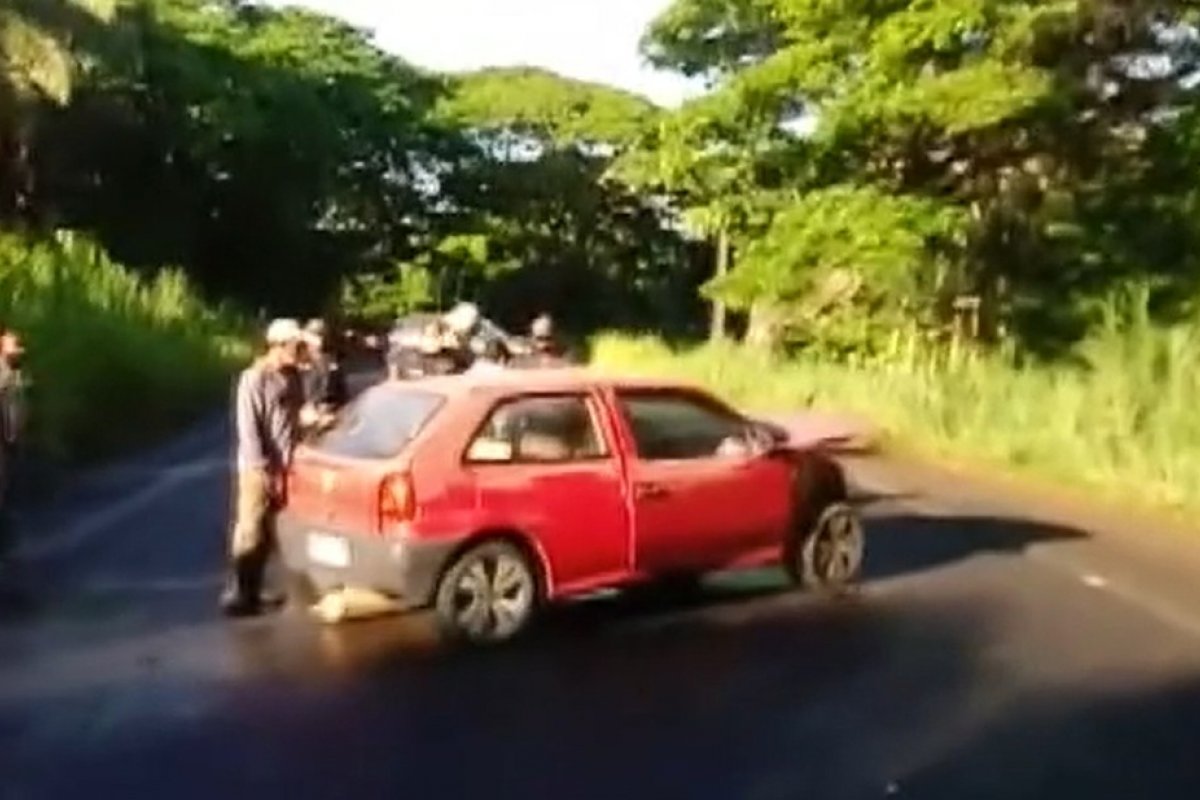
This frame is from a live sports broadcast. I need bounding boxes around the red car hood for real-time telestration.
[760,411,879,453]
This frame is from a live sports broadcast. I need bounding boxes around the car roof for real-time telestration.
[371,368,706,399]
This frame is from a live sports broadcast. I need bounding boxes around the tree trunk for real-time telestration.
[709,226,729,341]
[0,117,37,225]
[0,128,18,221]
[745,300,785,351]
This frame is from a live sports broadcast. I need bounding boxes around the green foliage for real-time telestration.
[439,67,660,147]
[592,321,1200,514]
[641,0,1200,349]
[1,0,114,107]
[339,263,433,325]
[0,230,246,461]
[714,184,968,303]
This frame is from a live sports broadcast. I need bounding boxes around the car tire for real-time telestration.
[434,541,538,645]
[787,502,864,593]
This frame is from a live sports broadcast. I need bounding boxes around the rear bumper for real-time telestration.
[277,513,462,608]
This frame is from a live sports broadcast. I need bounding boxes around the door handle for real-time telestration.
[635,482,669,501]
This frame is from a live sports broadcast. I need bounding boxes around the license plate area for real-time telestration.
[307,532,350,568]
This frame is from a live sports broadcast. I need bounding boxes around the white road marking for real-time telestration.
[16,458,227,562]
[1026,548,1200,640]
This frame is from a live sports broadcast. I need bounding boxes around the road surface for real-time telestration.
[3,406,1200,799]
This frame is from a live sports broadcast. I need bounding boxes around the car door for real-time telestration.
[465,392,632,593]
[613,389,794,574]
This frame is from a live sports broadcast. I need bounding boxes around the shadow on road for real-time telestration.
[6,502,1200,799]
[889,677,1200,798]
[863,513,1088,582]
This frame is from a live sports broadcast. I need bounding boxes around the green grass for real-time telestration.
[591,323,1200,516]
[0,230,249,462]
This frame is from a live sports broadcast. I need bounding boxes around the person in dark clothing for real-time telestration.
[511,314,571,368]
[0,328,27,561]
[300,319,348,416]
[222,318,305,617]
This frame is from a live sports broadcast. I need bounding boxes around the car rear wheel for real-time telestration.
[434,541,538,645]
[788,502,864,593]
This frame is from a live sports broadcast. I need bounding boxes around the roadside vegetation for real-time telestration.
[593,309,1200,514]
[0,232,247,460]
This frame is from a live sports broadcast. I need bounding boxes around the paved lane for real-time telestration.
[2,419,1200,799]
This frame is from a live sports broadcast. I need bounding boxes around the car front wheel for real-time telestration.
[788,502,864,593]
[434,541,538,645]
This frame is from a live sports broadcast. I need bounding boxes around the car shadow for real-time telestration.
[862,513,1088,583]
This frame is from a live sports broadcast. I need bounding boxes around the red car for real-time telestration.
[279,370,865,644]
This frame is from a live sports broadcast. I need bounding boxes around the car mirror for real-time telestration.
[741,422,785,457]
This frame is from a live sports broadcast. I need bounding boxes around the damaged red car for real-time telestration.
[281,370,864,644]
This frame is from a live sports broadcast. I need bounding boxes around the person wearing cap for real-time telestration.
[511,313,571,368]
[222,318,305,617]
[299,318,347,423]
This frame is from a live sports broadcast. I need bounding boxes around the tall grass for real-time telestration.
[591,316,1200,514]
[0,231,249,461]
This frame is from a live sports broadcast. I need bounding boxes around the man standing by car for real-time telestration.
[222,318,305,617]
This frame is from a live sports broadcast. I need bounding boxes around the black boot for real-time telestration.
[219,558,262,617]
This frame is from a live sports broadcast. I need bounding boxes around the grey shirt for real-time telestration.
[235,361,299,472]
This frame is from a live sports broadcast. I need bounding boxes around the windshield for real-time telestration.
[312,385,443,460]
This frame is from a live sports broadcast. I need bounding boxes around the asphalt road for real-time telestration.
[3,404,1200,799]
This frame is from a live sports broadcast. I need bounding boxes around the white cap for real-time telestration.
[443,302,480,334]
[265,318,303,345]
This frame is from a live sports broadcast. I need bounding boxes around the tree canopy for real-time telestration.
[636,0,1200,351]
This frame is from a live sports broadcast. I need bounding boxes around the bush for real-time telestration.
[0,231,249,462]
[591,323,1200,515]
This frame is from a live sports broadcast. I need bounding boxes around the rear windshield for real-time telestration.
[312,386,443,460]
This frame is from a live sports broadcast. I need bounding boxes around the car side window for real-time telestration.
[617,391,746,461]
[466,395,607,464]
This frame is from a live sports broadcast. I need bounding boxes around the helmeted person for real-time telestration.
[439,301,480,374]
[222,318,306,617]
[511,313,571,368]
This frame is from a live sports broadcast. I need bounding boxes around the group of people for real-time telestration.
[386,302,570,381]
[224,304,569,617]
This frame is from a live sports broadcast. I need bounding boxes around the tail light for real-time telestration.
[377,473,415,534]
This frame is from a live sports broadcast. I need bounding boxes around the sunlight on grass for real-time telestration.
[591,325,1200,515]
[0,231,248,461]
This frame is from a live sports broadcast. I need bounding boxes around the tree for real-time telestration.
[359,66,708,335]
[640,0,1200,352]
[36,0,452,310]
[0,0,114,219]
